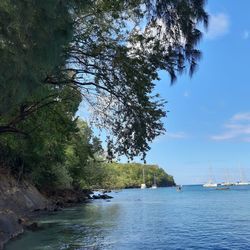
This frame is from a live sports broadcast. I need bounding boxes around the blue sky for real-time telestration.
[146,0,250,184]
[79,0,250,185]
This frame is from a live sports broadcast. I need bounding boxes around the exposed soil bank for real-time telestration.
[0,170,91,249]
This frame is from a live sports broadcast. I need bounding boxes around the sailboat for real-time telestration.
[151,174,157,189]
[221,169,234,186]
[235,167,250,186]
[141,168,146,189]
[203,167,218,188]
[203,181,218,188]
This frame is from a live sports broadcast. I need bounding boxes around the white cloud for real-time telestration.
[211,112,250,141]
[243,30,249,40]
[231,112,250,121]
[205,13,229,40]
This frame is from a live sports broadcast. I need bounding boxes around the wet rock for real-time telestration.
[87,194,93,199]
[92,195,101,199]
[18,217,29,225]
[92,194,113,200]
[100,194,113,199]
[53,207,62,212]
[25,222,39,231]
[0,211,23,248]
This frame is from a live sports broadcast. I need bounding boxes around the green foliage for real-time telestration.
[31,163,72,190]
[102,162,175,189]
[0,0,204,191]
[0,0,73,115]
[0,84,82,189]
[65,120,103,189]
[65,0,208,160]
[0,0,208,160]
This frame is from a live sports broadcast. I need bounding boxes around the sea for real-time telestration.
[6,185,250,250]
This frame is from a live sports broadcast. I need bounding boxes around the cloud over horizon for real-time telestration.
[211,112,250,142]
[205,13,230,40]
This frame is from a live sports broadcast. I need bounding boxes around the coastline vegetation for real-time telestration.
[0,119,175,190]
[0,0,206,192]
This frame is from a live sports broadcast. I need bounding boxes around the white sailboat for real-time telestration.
[235,167,250,186]
[141,168,146,189]
[221,169,234,186]
[151,174,157,189]
[203,167,218,188]
[203,182,218,188]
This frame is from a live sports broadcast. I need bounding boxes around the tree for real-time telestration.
[50,0,209,160]
[0,83,82,188]
[0,0,208,160]
[0,0,75,134]
[65,120,104,189]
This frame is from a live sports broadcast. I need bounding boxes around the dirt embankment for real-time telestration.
[0,169,90,249]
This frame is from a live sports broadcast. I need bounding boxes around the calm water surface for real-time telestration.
[6,185,250,249]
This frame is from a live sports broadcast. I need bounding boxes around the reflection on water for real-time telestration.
[6,186,250,249]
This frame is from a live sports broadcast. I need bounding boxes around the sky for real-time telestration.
[146,0,250,184]
[79,0,250,185]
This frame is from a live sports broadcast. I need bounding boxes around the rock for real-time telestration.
[92,195,101,199]
[87,194,93,199]
[18,217,29,225]
[53,207,62,212]
[0,170,50,248]
[92,194,113,200]
[99,194,113,199]
[25,222,39,231]
[56,201,64,207]
[0,211,23,248]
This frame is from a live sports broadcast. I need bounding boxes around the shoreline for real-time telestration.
[0,170,92,250]
[0,169,175,249]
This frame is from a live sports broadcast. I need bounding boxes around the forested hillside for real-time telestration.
[103,163,175,189]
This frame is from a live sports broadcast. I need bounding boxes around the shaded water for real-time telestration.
[6,186,250,249]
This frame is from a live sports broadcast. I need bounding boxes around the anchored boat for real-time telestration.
[141,168,146,189]
[203,167,218,188]
[151,174,157,189]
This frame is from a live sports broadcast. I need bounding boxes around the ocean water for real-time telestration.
[6,185,250,250]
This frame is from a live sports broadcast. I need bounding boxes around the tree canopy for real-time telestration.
[0,0,208,161]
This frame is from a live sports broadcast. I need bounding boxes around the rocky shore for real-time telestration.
[0,170,94,250]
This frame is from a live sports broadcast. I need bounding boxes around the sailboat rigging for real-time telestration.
[151,174,157,189]
[141,168,146,189]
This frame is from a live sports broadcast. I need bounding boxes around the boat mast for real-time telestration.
[151,173,157,189]
[208,166,215,184]
[143,168,145,183]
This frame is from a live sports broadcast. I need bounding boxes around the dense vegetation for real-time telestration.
[0,0,207,191]
[103,163,175,189]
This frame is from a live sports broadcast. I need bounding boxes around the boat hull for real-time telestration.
[203,183,218,188]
